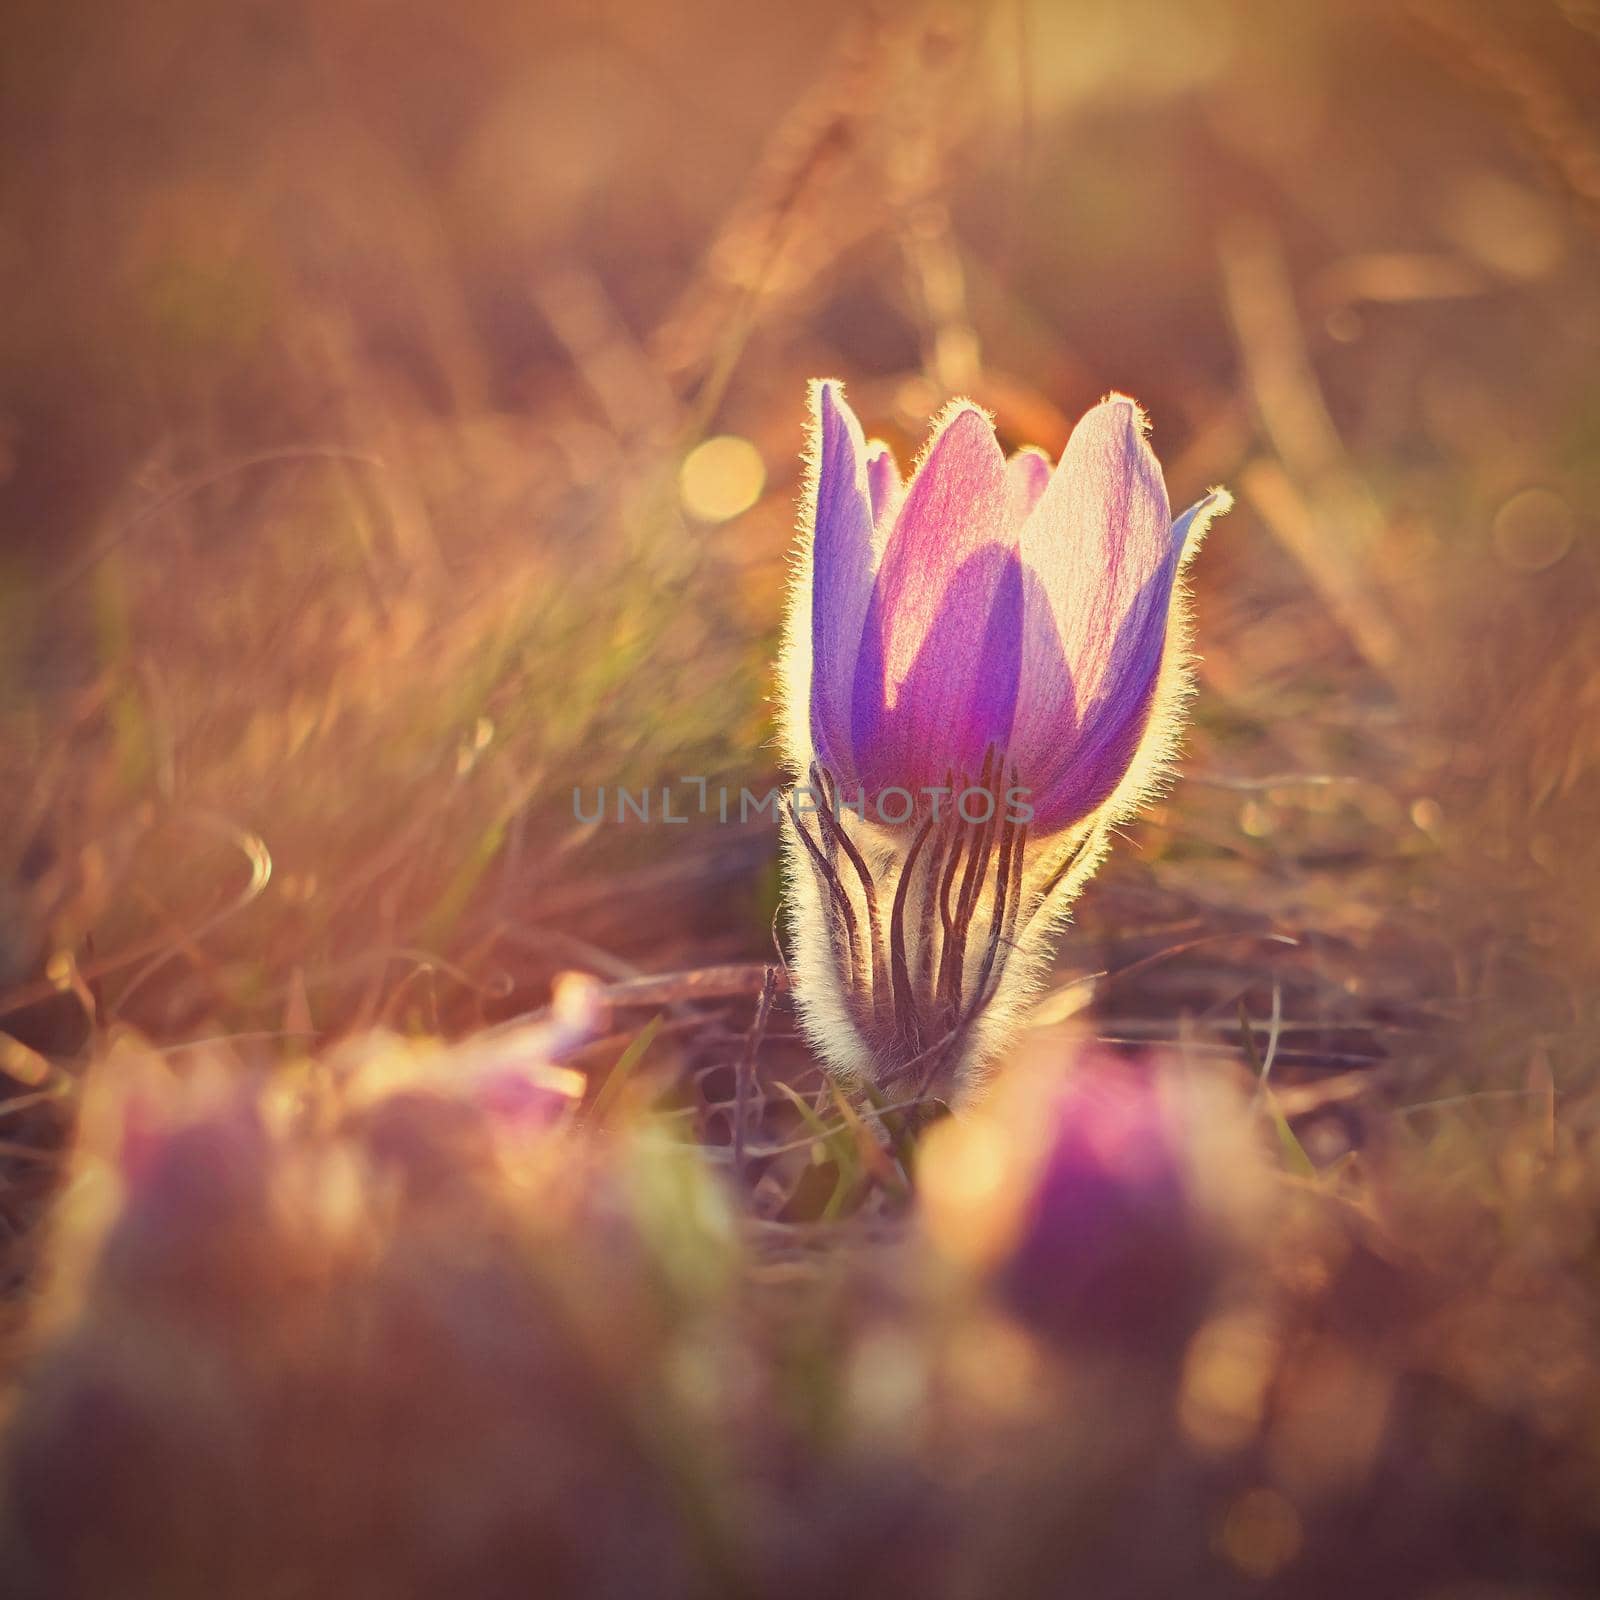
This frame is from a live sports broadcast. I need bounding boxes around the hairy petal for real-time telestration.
[851,404,1016,791]
[865,440,903,535]
[808,381,878,778]
[1005,447,1052,533]
[1030,558,1177,832]
[1025,396,1173,706]
[1171,487,1232,566]
[1012,396,1176,828]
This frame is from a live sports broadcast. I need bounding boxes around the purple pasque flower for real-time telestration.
[780,382,1228,1102]
[802,380,1225,836]
[1002,1053,1214,1353]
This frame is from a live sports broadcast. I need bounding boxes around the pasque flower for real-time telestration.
[919,1046,1270,1350]
[779,382,1229,1103]
[1001,1053,1215,1352]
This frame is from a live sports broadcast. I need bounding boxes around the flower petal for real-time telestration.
[865,440,903,533]
[851,404,1017,793]
[868,546,1026,799]
[1024,395,1173,699]
[1011,396,1176,828]
[807,381,878,778]
[1005,447,1051,533]
[1171,487,1232,567]
[1030,558,1178,831]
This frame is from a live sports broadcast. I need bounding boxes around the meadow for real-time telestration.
[3,1,1600,1593]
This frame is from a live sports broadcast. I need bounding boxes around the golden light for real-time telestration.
[1216,1488,1302,1580]
[679,435,766,522]
[1491,487,1575,574]
[917,1114,1025,1269]
[1180,1310,1280,1454]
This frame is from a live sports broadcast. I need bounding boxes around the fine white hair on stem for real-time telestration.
[776,382,1230,1107]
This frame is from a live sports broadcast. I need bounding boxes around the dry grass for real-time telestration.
[3,0,1600,1590]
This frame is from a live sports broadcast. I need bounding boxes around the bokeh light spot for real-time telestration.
[1492,488,1574,573]
[1181,1311,1278,1453]
[1410,797,1442,834]
[1238,800,1274,838]
[918,1115,1019,1269]
[679,436,766,523]
[1441,171,1563,281]
[1216,1487,1302,1579]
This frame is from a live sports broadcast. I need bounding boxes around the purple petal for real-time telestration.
[1010,396,1179,830]
[807,381,877,778]
[850,405,1017,793]
[1005,447,1051,532]
[859,547,1025,799]
[865,440,902,530]
[1171,488,1228,562]
[1024,396,1174,709]
[1004,1054,1211,1352]
[1031,560,1176,831]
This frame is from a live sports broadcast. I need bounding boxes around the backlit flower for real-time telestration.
[779,382,1228,1102]
[1001,1054,1213,1352]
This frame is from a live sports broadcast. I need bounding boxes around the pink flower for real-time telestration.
[799,381,1226,834]
[779,382,1227,1099]
[1003,1056,1211,1350]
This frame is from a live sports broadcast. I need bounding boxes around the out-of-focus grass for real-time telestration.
[4,1025,1600,1596]
[2,0,1596,1072]
[3,0,1600,1584]
[2,0,1594,1063]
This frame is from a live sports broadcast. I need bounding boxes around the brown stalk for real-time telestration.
[808,764,887,1023]
[942,748,999,1011]
[888,813,937,1056]
[787,795,864,999]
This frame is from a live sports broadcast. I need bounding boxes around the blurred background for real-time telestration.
[4,0,1600,1593]
[3,0,1600,1129]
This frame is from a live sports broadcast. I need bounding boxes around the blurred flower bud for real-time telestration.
[921,1046,1269,1354]
[1001,1056,1214,1351]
